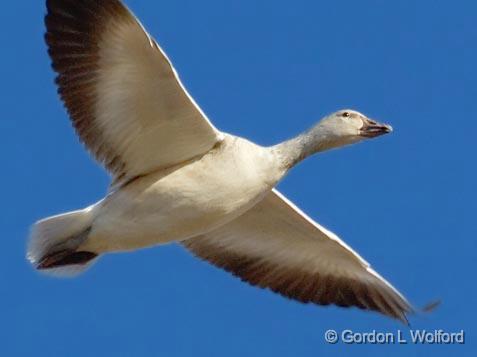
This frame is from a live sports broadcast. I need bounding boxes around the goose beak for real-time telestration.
[360,118,393,138]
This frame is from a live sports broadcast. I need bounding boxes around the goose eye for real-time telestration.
[342,112,350,118]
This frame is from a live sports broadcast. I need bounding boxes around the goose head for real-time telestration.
[316,109,393,149]
[275,109,393,169]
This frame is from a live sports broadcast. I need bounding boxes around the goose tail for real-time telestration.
[27,205,99,277]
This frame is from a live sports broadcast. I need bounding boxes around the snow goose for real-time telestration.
[29,0,412,323]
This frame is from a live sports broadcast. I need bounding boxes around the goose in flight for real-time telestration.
[29,0,412,324]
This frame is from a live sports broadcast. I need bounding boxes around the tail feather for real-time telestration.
[35,257,99,278]
[38,250,98,270]
[27,205,99,277]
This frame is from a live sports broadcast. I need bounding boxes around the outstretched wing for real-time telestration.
[183,189,412,323]
[45,0,222,181]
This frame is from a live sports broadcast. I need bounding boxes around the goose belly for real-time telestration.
[83,137,281,253]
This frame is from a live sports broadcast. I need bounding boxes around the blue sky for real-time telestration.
[1,0,476,356]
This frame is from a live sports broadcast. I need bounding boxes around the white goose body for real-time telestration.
[28,0,423,324]
[84,135,283,252]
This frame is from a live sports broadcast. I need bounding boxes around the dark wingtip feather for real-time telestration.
[422,300,441,313]
[183,238,413,324]
[44,0,129,176]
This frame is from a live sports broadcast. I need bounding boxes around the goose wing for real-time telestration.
[183,189,412,323]
[45,0,222,181]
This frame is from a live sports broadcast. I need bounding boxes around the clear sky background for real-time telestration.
[1,0,476,356]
